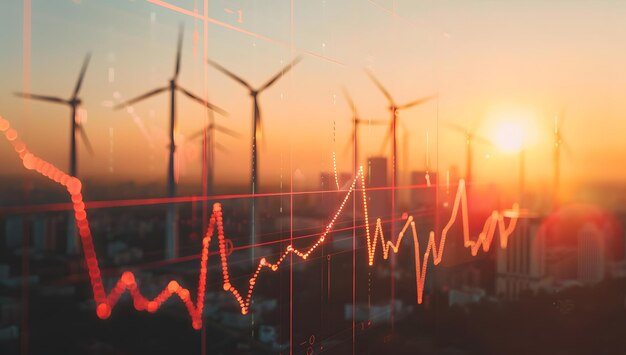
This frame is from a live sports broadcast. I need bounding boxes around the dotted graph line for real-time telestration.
[0,115,519,329]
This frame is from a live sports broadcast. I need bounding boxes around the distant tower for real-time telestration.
[368,157,387,186]
[443,165,461,207]
[577,222,606,285]
[496,216,545,300]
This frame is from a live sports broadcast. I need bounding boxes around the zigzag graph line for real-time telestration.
[0,115,519,330]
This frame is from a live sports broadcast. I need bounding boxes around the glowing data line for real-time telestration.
[1,115,519,329]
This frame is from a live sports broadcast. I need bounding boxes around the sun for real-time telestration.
[493,118,525,153]
[484,105,537,154]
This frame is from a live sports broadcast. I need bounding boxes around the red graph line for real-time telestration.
[1,115,519,329]
[0,182,435,215]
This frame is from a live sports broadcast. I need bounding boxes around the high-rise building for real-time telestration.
[577,222,606,285]
[496,215,546,300]
[4,216,23,249]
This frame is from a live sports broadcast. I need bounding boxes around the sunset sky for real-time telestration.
[2,0,626,194]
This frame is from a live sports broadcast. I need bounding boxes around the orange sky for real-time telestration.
[1,0,626,194]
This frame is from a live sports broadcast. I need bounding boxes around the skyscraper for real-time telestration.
[496,215,546,300]
[577,222,606,285]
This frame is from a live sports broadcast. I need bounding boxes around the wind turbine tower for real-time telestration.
[207,57,301,262]
[116,26,226,259]
[445,121,493,197]
[552,110,570,209]
[365,69,435,236]
[341,88,386,177]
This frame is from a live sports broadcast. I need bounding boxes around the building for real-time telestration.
[577,222,606,285]
[448,287,486,307]
[496,215,546,300]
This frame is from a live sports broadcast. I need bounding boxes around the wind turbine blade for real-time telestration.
[78,124,95,156]
[213,123,243,139]
[364,69,394,104]
[177,86,228,116]
[189,123,242,141]
[73,53,92,97]
[14,92,67,105]
[259,56,302,92]
[174,24,184,79]
[187,127,206,141]
[215,141,229,153]
[341,87,357,117]
[443,121,468,135]
[398,94,437,110]
[113,86,168,109]
[207,59,252,90]
[561,138,573,158]
[356,118,387,125]
[473,134,494,147]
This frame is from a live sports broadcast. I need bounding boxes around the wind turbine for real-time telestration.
[15,53,94,177]
[207,56,301,260]
[187,123,242,191]
[365,69,435,237]
[341,88,386,176]
[444,121,493,191]
[116,25,226,259]
[187,123,241,235]
[15,53,94,254]
[188,122,242,146]
[552,109,571,209]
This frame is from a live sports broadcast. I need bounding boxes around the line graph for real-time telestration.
[1,115,519,330]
